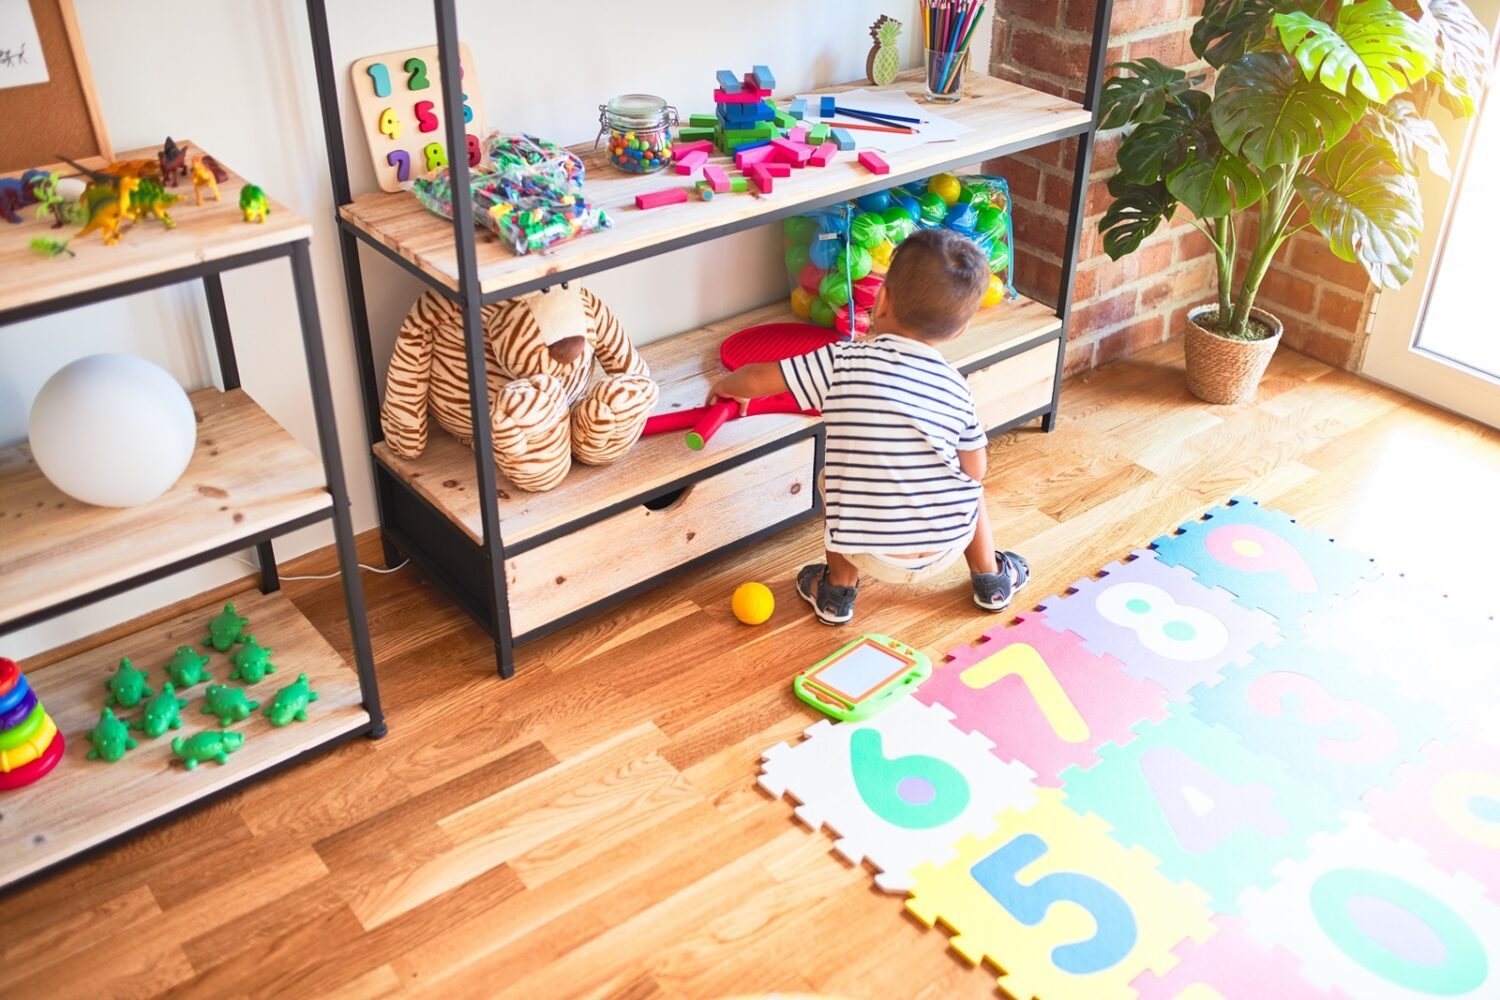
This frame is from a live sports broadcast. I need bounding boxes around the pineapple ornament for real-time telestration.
[866,15,903,87]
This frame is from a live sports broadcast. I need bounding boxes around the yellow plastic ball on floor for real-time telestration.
[790,286,815,319]
[929,172,963,206]
[981,273,1006,308]
[731,582,775,625]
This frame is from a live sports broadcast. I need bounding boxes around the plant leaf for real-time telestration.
[1364,97,1450,177]
[1212,52,1367,168]
[1100,179,1177,260]
[1167,146,1267,217]
[1274,0,1437,104]
[1194,0,1283,68]
[1295,143,1423,287]
[1117,121,1195,185]
[1099,59,1206,129]
[1420,0,1492,116]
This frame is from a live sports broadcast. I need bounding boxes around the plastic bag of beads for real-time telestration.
[485,132,586,185]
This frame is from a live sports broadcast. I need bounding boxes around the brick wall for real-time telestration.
[987,0,1375,376]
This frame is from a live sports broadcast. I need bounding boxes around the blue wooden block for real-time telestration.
[753,64,776,91]
[788,98,806,120]
[716,70,741,94]
[820,95,836,118]
[734,138,772,152]
[830,128,855,151]
[717,101,776,125]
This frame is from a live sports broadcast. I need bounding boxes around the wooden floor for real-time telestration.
[3,340,1497,1000]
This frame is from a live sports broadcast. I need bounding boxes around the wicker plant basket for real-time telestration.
[1184,304,1283,404]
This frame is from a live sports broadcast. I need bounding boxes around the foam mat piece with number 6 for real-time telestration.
[905,789,1214,1000]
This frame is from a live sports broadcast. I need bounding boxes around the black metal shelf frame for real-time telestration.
[304,0,1116,679]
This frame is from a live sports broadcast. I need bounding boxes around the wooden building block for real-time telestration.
[788,127,808,143]
[788,98,806,120]
[719,100,776,124]
[761,162,792,177]
[749,165,774,193]
[702,164,731,193]
[753,65,776,90]
[808,122,831,143]
[734,138,771,152]
[735,144,776,169]
[830,128,855,150]
[857,151,890,175]
[820,96,836,117]
[770,139,812,166]
[695,181,715,200]
[673,149,709,175]
[635,187,689,210]
[678,127,717,142]
[808,142,836,167]
[774,111,797,130]
[716,70,741,93]
[688,113,720,128]
[722,124,774,145]
[673,140,714,156]
[729,176,750,192]
[714,88,770,104]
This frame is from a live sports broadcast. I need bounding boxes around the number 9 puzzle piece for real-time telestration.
[905,789,1214,1000]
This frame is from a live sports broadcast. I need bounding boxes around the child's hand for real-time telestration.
[706,380,751,416]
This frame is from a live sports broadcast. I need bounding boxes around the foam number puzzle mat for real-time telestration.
[757,497,1500,998]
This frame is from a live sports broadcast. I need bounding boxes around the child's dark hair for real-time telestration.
[880,228,990,341]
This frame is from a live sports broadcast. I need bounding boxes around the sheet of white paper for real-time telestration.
[793,87,972,154]
[0,0,48,89]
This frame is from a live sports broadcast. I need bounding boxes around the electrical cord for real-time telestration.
[234,555,409,581]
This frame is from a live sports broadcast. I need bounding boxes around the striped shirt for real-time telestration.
[781,334,985,554]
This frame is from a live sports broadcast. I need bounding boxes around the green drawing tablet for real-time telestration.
[794,633,932,722]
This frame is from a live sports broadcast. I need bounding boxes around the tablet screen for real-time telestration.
[813,639,914,701]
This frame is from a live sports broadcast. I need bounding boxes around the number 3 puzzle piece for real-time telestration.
[906,789,1213,1000]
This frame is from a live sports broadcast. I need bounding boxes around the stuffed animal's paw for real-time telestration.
[491,375,572,491]
[571,374,660,466]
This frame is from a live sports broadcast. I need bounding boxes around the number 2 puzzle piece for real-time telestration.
[757,698,1036,893]
[1131,915,1356,999]
[1060,703,1339,911]
[1365,737,1500,903]
[1240,814,1500,1000]
[1151,497,1379,624]
[918,614,1170,785]
[906,789,1213,1000]
[1189,636,1448,805]
[1038,550,1281,696]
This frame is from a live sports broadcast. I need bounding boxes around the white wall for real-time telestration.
[1,0,989,657]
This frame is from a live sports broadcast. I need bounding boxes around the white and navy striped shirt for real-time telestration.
[781,334,986,554]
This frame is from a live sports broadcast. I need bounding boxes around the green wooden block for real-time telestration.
[729,176,750,192]
[722,124,774,144]
[774,111,796,130]
[808,123,830,143]
[678,127,717,142]
[689,113,719,128]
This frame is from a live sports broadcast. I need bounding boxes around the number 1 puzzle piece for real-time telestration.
[1151,497,1379,623]
[757,698,1036,892]
[906,789,1213,1000]
[918,614,1170,785]
[1131,915,1356,999]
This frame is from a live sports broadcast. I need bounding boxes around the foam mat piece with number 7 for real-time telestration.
[906,788,1215,1000]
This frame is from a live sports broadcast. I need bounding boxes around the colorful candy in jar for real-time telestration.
[600,94,675,174]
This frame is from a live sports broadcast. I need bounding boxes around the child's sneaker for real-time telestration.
[796,564,858,625]
[971,551,1030,612]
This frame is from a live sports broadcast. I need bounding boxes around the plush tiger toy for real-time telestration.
[381,285,658,492]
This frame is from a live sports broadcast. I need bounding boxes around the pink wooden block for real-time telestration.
[635,187,689,210]
[735,145,776,170]
[673,140,714,156]
[749,165,774,193]
[770,138,812,166]
[760,162,791,177]
[714,88,769,104]
[701,164,731,193]
[673,150,708,175]
[788,127,808,143]
[857,150,889,175]
[808,142,836,167]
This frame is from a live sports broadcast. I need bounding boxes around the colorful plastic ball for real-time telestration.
[851,274,883,309]
[784,242,811,276]
[882,214,916,244]
[903,177,928,194]
[981,273,1006,308]
[868,239,896,270]
[957,182,989,206]
[976,205,1005,236]
[835,306,871,336]
[799,263,828,296]
[849,212,886,249]
[928,172,962,206]
[790,286,815,318]
[808,236,841,270]
[918,192,948,226]
[891,194,921,220]
[731,582,775,625]
[810,296,837,328]
[819,273,851,307]
[856,190,892,212]
[835,246,874,281]
[944,203,978,235]
[816,214,849,237]
[989,239,1011,271]
[783,216,816,243]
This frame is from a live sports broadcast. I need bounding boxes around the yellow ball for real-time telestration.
[929,172,963,206]
[731,582,775,625]
[868,239,896,269]
[981,273,1006,307]
[789,286,815,319]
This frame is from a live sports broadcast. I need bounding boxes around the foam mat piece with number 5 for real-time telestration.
[905,789,1214,1000]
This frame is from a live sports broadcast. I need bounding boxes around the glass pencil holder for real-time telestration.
[597,94,678,174]
[924,48,969,103]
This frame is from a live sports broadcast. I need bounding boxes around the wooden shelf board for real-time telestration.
[0,142,311,315]
[372,292,1061,547]
[0,388,331,625]
[340,70,1089,300]
[0,588,368,889]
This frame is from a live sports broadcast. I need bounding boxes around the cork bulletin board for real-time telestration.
[0,0,112,174]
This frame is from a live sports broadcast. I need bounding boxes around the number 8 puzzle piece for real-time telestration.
[906,789,1214,1000]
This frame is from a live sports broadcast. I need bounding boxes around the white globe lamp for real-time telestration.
[28,354,197,508]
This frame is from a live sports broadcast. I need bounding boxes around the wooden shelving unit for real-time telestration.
[307,0,1116,676]
[0,142,385,889]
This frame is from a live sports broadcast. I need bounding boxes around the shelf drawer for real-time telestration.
[967,340,1059,432]
[505,437,818,636]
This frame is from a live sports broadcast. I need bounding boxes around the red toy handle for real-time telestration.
[686,401,739,451]
[642,409,706,435]
[641,393,816,448]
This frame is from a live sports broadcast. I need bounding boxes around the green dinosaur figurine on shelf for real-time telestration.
[229,637,276,683]
[133,683,188,739]
[85,707,138,762]
[164,645,212,688]
[127,176,180,229]
[240,183,270,223]
[201,683,259,726]
[204,603,249,652]
[104,658,152,708]
[172,730,245,770]
[264,673,319,727]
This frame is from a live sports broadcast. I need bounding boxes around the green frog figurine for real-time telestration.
[229,637,276,683]
[201,683,259,726]
[264,673,319,727]
[85,707,138,762]
[172,730,245,770]
[133,683,188,738]
[104,658,152,708]
[204,603,249,653]
[164,645,212,688]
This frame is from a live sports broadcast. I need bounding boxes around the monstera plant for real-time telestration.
[1099,0,1491,402]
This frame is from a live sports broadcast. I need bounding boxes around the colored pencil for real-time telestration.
[830,105,925,125]
[825,119,915,135]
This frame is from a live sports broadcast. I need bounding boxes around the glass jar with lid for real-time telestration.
[597,94,678,174]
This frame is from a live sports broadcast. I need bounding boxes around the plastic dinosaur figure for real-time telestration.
[204,602,249,652]
[229,637,276,683]
[77,175,139,246]
[190,156,220,205]
[164,645,212,688]
[172,729,244,770]
[127,177,180,229]
[133,683,188,739]
[201,683,259,726]
[30,237,75,258]
[240,183,270,223]
[104,657,152,708]
[0,169,47,224]
[264,673,319,727]
[85,707,138,762]
[159,136,190,187]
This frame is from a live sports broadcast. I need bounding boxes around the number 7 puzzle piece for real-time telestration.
[1151,496,1379,623]
[906,789,1214,1000]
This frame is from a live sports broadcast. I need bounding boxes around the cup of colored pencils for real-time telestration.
[922,0,985,103]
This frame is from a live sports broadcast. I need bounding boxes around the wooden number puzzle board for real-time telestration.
[348,43,484,192]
